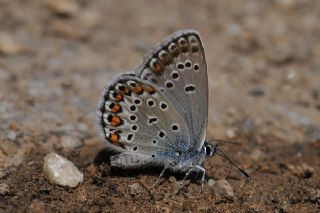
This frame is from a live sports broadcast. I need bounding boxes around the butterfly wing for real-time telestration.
[135,30,208,151]
[97,74,191,164]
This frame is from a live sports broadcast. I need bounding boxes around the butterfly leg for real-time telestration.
[151,164,170,189]
[197,165,206,192]
[177,165,206,193]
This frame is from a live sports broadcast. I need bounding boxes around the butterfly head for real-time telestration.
[204,142,217,158]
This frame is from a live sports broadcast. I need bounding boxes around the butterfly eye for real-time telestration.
[205,144,213,156]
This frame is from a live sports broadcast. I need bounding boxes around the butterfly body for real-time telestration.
[109,141,213,172]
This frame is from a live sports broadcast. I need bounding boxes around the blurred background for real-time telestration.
[0,0,319,212]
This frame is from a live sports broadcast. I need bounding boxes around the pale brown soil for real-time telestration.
[0,0,319,212]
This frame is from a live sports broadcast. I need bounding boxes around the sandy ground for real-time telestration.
[0,0,319,212]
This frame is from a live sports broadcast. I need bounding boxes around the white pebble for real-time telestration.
[208,179,215,187]
[43,152,83,188]
[226,128,236,139]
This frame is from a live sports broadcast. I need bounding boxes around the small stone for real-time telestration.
[44,0,79,17]
[9,122,19,131]
[86,164,97,176]
[50,21,87,40]
[7,131,17,141]
[248,85,265,97]
[214,179,235,201]
[0,169,8,179]
[61,135,82,149]
[78,10,101,29]
[156,206,170,213]
[304,125,320,143]
[287,69,296,79]
[288,163,314,178]
[77,122,88,131]
[0,33,25,56]
[43,152,83,188]
[308,189,320,204]
[207,178,215,187]
[197,205,211,213]
[29,200,46,212]
[182,200,196,211]
[227,23,241,37]
[0,183,10,195]
[250,148,263,161]
[128,183,143,195]
[226,128,237,139]
[77,187,88,202]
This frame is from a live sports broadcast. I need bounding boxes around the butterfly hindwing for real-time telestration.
[135,30,208,151]
[97,75,191,160]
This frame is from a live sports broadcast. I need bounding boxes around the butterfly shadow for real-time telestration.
[93,147,202,183]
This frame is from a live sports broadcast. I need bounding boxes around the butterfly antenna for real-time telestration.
[215,146,251,180]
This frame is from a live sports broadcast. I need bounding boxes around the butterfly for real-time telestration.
[97,29,249,191]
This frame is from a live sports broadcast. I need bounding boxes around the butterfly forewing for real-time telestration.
[98,75,191,159]
[135,30,208,151]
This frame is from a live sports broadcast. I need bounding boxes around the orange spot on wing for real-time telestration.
[134,84,143,94]
[153,63,162,73]
[123,87,131,95]
[109,133,119,143]
[111,103,121,113]
[145,85,155,94]
[114,93,123,101]
[111,115,122,126]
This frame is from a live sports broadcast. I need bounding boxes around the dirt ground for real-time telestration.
[0,0,319,212]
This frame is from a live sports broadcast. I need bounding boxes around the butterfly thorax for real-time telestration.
[169,143,208,172]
